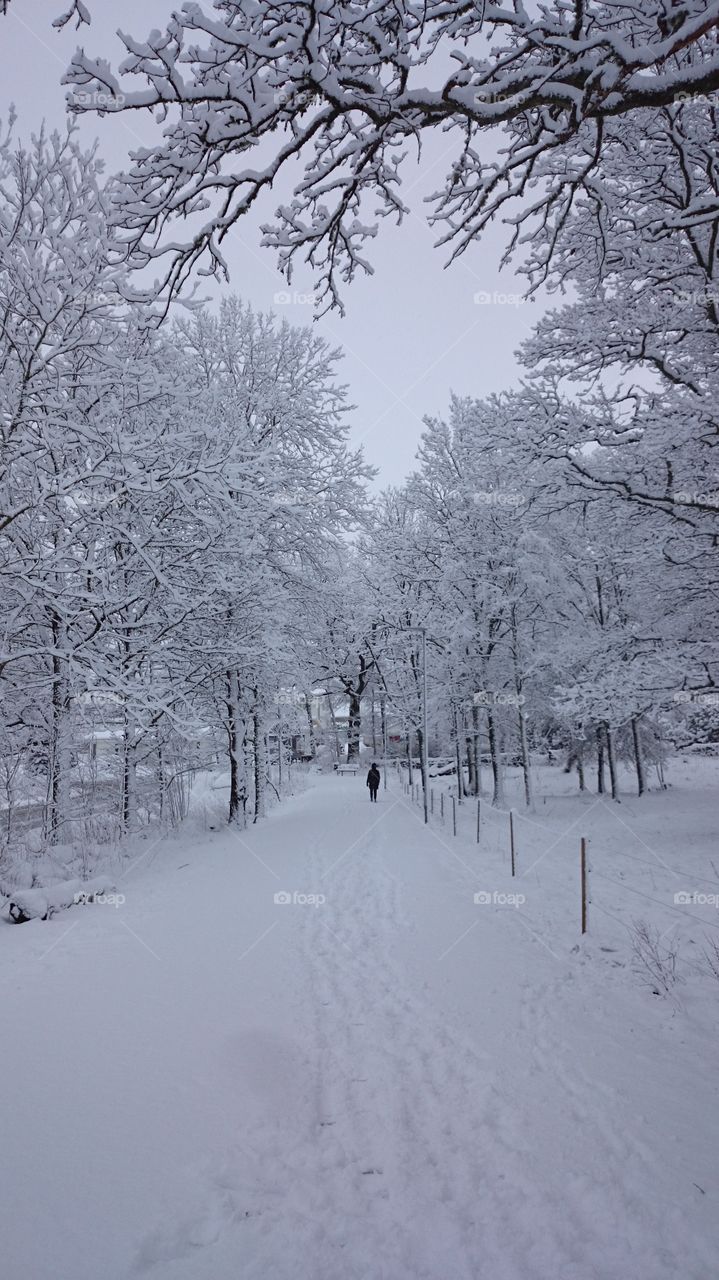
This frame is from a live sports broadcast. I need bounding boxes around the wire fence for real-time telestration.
[391,761,719,943]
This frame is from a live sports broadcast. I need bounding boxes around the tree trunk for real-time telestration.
[487,707,504,806]
[451,707,463,800]
[466,735,477,795]
[157,741,165,820]
[347,692,361,761]
[576,747,585,793]
[631,716,646,797]
[227,670,246,825]
[277,702,283,791]
[326,694,341,762]
[253,699,266,823]
[518,704,532,807]
[122,704,137,833]
[510,622,531,807]
[304,693,316,759]
[46,614,72,845]
[596,728,606,795]
[471,703,481,796]
[604,722,619,801]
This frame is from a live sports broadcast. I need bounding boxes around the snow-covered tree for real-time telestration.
[0,119,373,853]
[171,299,372,820]
[519,96,719,699]
[55,1,719,311]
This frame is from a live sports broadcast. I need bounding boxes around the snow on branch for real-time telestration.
[0,0,90,27]
[59,0,719,311]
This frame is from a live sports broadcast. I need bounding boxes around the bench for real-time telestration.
[336,764,359,777]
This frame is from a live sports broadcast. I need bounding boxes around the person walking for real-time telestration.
[366,762,381,802]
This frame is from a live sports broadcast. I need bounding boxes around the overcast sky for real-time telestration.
[2,0,550,488]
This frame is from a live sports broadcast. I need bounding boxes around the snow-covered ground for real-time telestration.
[2,763,718,1279]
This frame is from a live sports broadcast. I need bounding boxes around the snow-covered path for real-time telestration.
[2,775,717,1280]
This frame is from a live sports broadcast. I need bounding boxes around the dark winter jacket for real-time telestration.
[366,766,381,789]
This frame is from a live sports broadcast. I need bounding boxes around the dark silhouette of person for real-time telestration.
[366,762,381,802]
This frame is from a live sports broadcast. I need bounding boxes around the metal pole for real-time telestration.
[382,693,388,789]
[421,627,429,825]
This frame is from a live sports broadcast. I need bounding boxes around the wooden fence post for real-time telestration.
[581,837,588,935]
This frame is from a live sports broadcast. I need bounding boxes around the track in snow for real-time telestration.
[2,775,717,1280]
